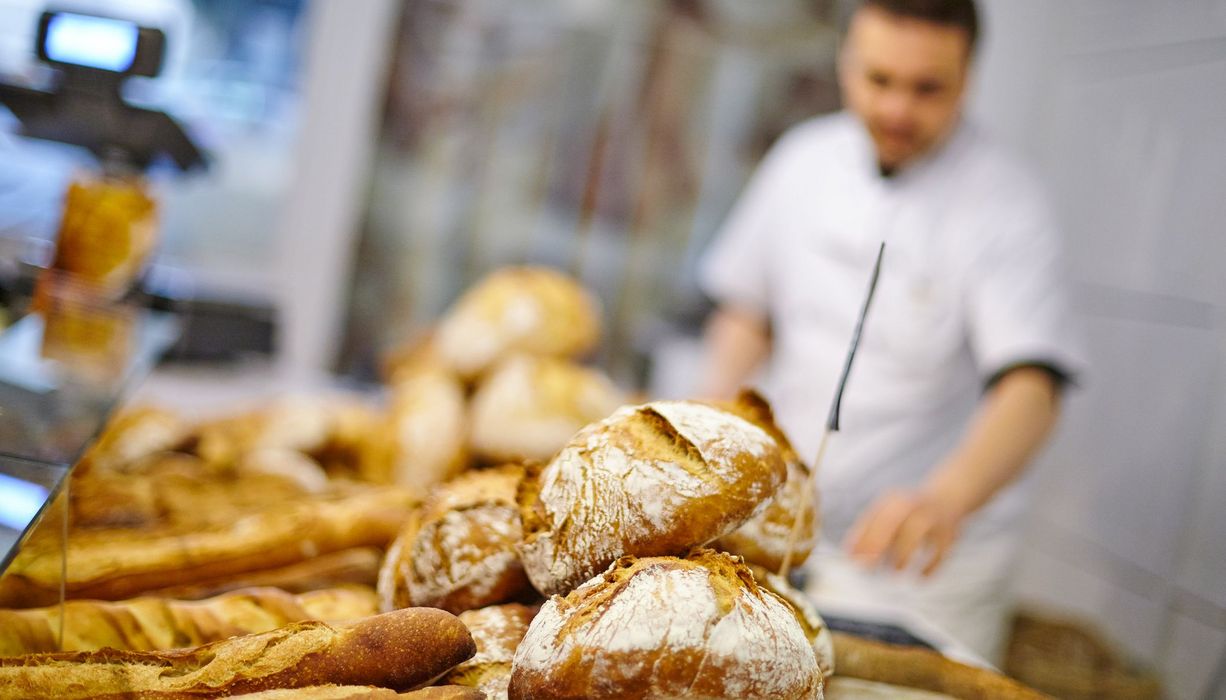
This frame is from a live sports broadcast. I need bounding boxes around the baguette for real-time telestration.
[0,608,476,699]
[0,586,378,655]
[144,547,383,600]
[831,633,1051,699]
[224,685,484,699]
[0,487,414,607]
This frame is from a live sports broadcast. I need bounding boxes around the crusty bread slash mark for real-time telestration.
[631,406,717,485]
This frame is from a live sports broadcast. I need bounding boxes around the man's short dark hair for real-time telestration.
[860,0,980,52]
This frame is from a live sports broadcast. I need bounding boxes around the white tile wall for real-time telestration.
[1034,315,1218,577]
[1174,339,1226,610]
[975,1,1226,695]
[1014,540,1170,663]
[1159,613,1226,700]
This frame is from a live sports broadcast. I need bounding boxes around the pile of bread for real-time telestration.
[0,266,1046,699]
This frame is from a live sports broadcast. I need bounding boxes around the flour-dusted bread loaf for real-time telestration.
[748,564,835,680]
[508,549,822,700]
[0,608,475,700]
[0,585,379,655]
[446,603,539,700]
[386,368,469,490]
[517,400,786,596]
[711,390,820,572]
[379,465,531,614]
[469,355,625,463]
[434,266,601,379]
[0,486,415,607]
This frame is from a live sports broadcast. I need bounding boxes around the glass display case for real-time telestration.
[0,303,178,574]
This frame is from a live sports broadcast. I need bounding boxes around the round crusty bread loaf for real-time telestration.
[446,603,539,700]
[748,564,835,681]
[468,355,625,463]
[379,465,531,615]
[516,400,787,596]
[433,266,601,379]
[507,549,822,700]
[710,390,820,572]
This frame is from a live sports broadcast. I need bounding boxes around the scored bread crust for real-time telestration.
[379,466,531,614]
[507,549,822,700]
[516,401,787,596]
[0,608,475,700]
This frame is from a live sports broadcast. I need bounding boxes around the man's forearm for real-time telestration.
[700,305,771,399]
[923,367,1062,519]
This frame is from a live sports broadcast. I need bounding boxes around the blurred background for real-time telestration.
[2,0,1225,696]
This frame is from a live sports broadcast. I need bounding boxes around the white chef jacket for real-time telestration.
[699,111,1083,553]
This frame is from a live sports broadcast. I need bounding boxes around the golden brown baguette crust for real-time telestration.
[516,401,787,596]
[0,586,379,655]
[224,686,402,699]
[0,608,476,700]
[831,633,1052,699]
[145,547,382,600]
[401,687,486,700]
[0,488,414,607]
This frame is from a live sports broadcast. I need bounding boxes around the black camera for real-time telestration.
[0,8,204,171]
[35,10,166,78]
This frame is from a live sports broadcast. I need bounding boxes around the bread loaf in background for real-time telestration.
[516,400,786,596]
[0,486,415,607]
[711,390,820,572]
[468,355,625,463]
[386,368,469,489]
[507,549,822,700]
[433,266,601,379]
[76,405,188,473]
[0,608,475,700]
[379,465,530,614]
[0,586,378,655]
[445,603,539,700]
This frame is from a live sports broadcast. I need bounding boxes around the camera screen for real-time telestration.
[43,12,139,72]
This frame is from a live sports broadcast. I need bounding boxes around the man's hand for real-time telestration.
[844,367,1062,578]
[844,489,964,577]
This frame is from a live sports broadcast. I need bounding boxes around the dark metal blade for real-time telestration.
[826,241,885,432]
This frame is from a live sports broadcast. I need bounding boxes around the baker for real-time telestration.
[699,0,1082,663]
